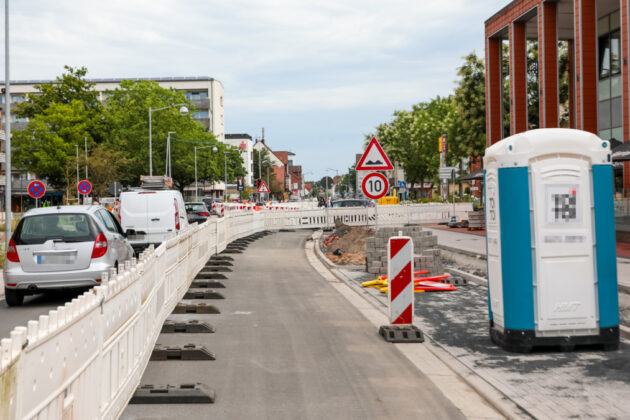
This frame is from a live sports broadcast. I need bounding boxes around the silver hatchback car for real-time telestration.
[4,205,134,306]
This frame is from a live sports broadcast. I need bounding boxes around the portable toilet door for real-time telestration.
[484,128,619,352]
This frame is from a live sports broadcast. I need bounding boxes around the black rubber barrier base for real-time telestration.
[173,303,220,314]
[206,260,233,267]
[221,249,243,254]
[130,383,215,404]
[162,319,215,334]
[191,280,225,289]
[201,266,232,273]
[184,289,225,300]
[151,344,216,361]
[210,255,234,261]
[196,272,227,280]
[379,325,425,343]
[489,323,620,353]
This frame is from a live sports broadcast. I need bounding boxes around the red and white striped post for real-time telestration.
[379,234,424,342]
[388,236,414,324]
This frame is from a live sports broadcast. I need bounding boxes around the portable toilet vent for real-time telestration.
[484,128,619,352]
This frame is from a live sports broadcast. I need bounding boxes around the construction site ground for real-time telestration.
[313,230,630,419]
[320,223,372,266]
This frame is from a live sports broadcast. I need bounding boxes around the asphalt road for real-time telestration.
[122,231,466,420]
[0,289,85,339]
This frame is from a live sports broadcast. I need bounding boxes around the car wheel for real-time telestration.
[5,288,24,306]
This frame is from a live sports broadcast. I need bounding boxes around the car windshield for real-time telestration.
[14,214,96,245]
[332,200,367,208]
[186,203,207,212]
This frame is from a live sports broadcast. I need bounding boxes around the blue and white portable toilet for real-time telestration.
[484,129,619,352]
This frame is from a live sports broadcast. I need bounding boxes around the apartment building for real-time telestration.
[0,77,224,207]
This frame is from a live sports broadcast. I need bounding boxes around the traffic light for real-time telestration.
[256,178,261,188]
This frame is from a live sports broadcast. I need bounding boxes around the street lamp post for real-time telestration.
[5,0,12,245]
[166,131,176,177]
[194,145,218,201]
[224,151,229,200]
[148,103,188,176]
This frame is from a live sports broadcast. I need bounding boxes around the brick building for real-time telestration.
[485,0,629,196]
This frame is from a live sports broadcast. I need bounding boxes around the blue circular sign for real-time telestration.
[77,180,92,195]
[27,180,46,199]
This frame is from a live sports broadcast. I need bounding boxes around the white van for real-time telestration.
[118,189,189,253]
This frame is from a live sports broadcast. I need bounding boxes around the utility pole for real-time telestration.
[75,145,79,184]
[75,145,79,202]
[84,137,88,179]
[5,0,12,245]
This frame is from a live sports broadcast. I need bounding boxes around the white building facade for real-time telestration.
[224,134,254,186]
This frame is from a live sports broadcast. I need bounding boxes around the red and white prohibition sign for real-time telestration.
[388,236,414,324]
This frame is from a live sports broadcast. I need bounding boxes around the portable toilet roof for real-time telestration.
[483,128,611,169]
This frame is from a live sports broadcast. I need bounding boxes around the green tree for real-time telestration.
[100,79,222,190]
[253,148,276,184]
[87,143,129,198]
[527,40,540,129]
[370,97,456,198]
[12,100,91,191]
[451,52,486,160]
[15,66,104,142]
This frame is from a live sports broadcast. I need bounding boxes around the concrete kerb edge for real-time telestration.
[309,230,528,420]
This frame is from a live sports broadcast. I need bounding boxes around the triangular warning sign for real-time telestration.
[356,137,394,171]
[257,180,270,193]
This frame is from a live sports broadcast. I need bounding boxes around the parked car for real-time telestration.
[118,189,188,253]
[331,199,373,208]
[202,198,222,216]
[185,202,211,224]
[3,205,134,306]
[447,216,469,228]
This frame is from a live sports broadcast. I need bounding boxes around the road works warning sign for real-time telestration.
[257,180,270,194]
[356,137,394,171]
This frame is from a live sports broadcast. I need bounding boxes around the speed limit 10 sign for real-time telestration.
[362,172,388,200]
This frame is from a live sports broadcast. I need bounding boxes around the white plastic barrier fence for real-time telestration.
[0,212,262,420]
[262,203,473,230]
[0,203,468,419]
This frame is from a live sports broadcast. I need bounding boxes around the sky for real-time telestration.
[1,0,503,181]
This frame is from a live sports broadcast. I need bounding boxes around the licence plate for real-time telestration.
[129,234,145,241]
[36,254,76,264]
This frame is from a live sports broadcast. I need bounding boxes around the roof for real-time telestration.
[0,76,218,86]
[612,141,630,162]
[23,205,102,216]
[273,151,289,165]
[458,169,484,181]
[225,133,252,140]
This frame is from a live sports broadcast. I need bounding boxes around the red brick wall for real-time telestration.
[622,1,630,196]
[539,1,558,127]
[575,0,598,133]
[510,21,528,134]
[486,37,503,145]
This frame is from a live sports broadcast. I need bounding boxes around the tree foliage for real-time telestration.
[452,52,486,160]
[12,67,245,197]
[13,100,90,189]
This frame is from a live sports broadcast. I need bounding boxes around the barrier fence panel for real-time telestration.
[260,203,473,230]
[0,202,473,419]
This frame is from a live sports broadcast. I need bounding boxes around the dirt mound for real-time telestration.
[322,222,372,265]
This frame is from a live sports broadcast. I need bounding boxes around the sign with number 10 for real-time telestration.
[362,172,388,200]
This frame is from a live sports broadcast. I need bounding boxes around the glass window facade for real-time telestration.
[598,12,622,140]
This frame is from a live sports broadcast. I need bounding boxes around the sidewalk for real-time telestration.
[422,223,630,291]
[314,234,630,419]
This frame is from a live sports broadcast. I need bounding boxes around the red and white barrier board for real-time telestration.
[388,236,414,324]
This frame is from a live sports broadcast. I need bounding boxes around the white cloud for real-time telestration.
[1,0,502,177]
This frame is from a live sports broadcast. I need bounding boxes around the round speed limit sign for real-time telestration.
[362,172,388,200]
